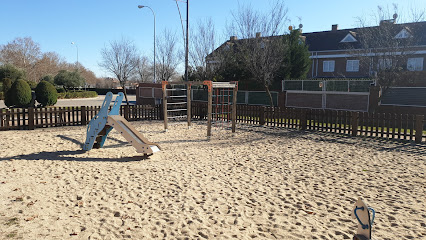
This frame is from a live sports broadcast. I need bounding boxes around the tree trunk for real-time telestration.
[123,87,129,106]
[264,85,274,107]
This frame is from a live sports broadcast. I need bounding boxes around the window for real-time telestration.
[407,58,424,71]
[394,29,412,39]
[378,58,392,70]
[340,33,357,43]
[323,60,335,72]
[346,60,360,72]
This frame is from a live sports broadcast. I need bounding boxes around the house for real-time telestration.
[206,19,426,112]
[305,21,426,84]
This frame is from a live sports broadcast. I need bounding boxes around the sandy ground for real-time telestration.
[0,121,425,240]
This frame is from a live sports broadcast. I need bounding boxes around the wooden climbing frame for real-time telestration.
[203,81,238,137]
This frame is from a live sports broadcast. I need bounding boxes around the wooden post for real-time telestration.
[81,106,87,125]
[232,84,238,133]
[187,83,191,127]
[300,109,307,130]
[162,81,168,131]
[415,115,424,144]
[28,107,35,130]
[5,109,10,129]
[124,105,129,120]
[204,81,213,137]
[259,106,266,126]
[351,112,359,137]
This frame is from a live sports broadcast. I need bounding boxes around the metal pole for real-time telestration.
[138,5,156,83]
[184,0,189,82]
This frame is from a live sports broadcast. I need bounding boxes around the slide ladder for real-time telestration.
[83,92,160,155]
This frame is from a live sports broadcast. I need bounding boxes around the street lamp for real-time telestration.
[138,5,156,83]
[71,42,79,69]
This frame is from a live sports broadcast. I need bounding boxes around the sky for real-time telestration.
[1,0,425,78]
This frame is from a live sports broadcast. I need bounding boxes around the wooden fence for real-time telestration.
[0,105,162,131]
[1,103,425,143]
[191,102,426,143]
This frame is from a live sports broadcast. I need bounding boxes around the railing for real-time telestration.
[0,105,162,131]
[282,79,374,92]
[1,103,425,144]
[191,102,426,143]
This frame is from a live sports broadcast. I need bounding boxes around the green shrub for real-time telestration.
[9,79,32,107]
[0,91,3,100]
[57,91,98,99]
[26,80,37,89]
[35,81,58,106]
[54,70,85,90]
[0,64,26,82]
[56,87,66,93]
[3,78,13,107]
[40,75,55,85]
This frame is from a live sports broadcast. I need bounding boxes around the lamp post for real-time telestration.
[71,42,79,69]
[138,5,156,83]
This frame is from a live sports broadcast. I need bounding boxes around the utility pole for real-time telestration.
[184,0,189,82]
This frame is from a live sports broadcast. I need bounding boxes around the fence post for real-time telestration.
[28,107,35,130]
[5,109,10,129]
[415,115,424,144]
[259,106,266,125]
[124,105,129,120]
[300,109,307,130]
[81,106,87,125]
[351,112,359,137]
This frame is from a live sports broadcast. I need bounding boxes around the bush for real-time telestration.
[3,78,13,107]
[26,80,37,89]
[0,92,3,100]
[35,81,57,106]
[54,70,85,89]
[40,75,55,85]
[0,64,26,82]
[56,87,66,93]
[9,79,32,107]
[57,91,98,99]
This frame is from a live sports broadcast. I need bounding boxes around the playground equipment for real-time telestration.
[161,80,238,136]
[162,81,191,131]
[83,92,160,155]
[352,198,375,240]
[203,81,238,137]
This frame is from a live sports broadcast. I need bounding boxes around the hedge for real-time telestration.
[57,91,98,99]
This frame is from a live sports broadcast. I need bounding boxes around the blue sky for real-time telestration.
[1,0,425,78]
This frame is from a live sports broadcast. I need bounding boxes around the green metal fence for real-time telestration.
[283,79,374,92]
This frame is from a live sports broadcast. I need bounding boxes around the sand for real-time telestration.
[0,121,425,239]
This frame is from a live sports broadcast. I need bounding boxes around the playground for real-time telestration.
[0,120,424,239]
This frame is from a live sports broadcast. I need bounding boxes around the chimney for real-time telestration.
[332,24,338,31]
[256,32,261,38]
[230,36,238,41]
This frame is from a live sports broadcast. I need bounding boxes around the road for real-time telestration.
[0,95,137,108]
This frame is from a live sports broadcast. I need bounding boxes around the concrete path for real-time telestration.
[0,95,136,108]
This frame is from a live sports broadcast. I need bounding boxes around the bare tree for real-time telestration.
[225,1,289,106]
[99,37,139,104]
[156,29,179,82]
[189,18,218,81]
[0,37,42,82]
[33,51,65,81]
[135,56,153,83]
